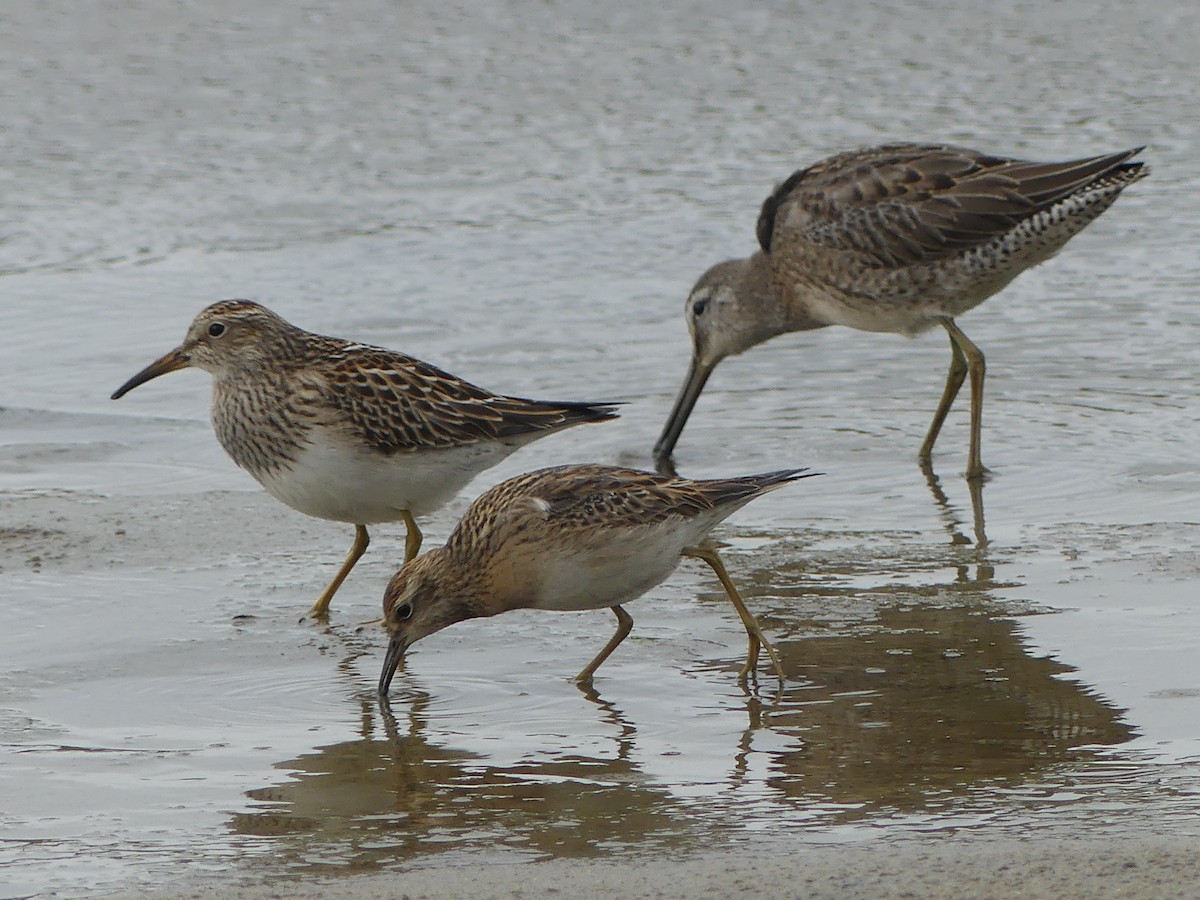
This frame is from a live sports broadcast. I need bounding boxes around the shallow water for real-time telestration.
[2,0,1199,895]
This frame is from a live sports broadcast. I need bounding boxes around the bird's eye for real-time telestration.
[691,297,709,317]
[393,602,414,622]
[208,322,226,337]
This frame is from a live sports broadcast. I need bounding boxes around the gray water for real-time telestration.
[2,0,1199,896]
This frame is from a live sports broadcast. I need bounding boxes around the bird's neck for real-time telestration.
[744,252,826,335]
[724,254,824,357]
[442,535,543,619]
[425,546,506,624]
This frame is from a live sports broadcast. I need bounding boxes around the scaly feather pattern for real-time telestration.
[757,143,1146,268]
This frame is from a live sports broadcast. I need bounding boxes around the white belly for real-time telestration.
[529,516,720,613]
[256,432,522,524]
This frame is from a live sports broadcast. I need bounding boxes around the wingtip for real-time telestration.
[577,399,626,422]
[760,467,822,486]
[1114,148,1150,182]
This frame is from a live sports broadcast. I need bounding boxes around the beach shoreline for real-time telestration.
[130,836,1200,899]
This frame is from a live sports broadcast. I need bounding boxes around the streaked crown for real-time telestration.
[178,299,303,377]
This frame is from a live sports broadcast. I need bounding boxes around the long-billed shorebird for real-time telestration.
[653,143,1148,478]
[111,301,619,617]
[377,464,814,693]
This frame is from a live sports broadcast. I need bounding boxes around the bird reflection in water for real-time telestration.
[230,538,1132,868]
[922,459,989,552]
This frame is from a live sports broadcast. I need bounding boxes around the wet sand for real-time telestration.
[138,838,1200,900]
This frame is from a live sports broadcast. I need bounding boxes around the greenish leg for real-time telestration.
[919,320,968,465]
[685,547,784,683]
[575,605,634,685]
[942,318,987,480]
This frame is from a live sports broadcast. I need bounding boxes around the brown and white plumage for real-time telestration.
[111,300,619,616]
[378,464,814,693]
[654,143,1148,478]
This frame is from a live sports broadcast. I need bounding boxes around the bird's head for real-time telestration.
[654,256,780,464]
[377,549,479,694]
[111,300,296,398]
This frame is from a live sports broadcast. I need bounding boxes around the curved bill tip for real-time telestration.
[652,355,714,468]
[377,635,408,695]
[111,346,191,400]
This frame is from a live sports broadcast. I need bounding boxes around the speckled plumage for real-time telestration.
[112,300,619,616]
[378,464,814,692]
[654,143,1148,477]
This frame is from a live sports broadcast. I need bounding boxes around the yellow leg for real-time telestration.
[919,322,968,464]
[575,605,634,685]
[401,509,423,562]
[307,524,370,619]
[685,547,784,683]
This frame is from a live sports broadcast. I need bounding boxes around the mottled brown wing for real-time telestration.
[758,143,1145,268]
[489,465,812,530]
[448,465,814,559]
[539,465,717,529]
[316,345,618,453]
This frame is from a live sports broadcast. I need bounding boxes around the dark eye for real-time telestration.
[691,297,708,317]
[208,322,226,337]
[394,602,414,622]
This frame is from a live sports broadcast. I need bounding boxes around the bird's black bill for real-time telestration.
[377,635,408,695]
[652,355,714,468]
[111,346,191,400]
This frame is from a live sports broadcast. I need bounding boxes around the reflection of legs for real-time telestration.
[921,457,989,551]
[401,509,423,562]
[919,322,968,465]
[966,473,988,548]
[575,606,634,685]
[308,524,370,618]
[920,459,971,547]
[685,547,784,682]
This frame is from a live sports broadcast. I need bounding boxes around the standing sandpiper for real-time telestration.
[111,300,619,617]
[653,143,1148,478]
[377,463,814,693]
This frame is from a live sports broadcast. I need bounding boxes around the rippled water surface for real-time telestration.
[2,1,1199,896]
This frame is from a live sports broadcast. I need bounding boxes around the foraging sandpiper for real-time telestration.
[112,300,619,617]
[654,143,1147,478]
[377,463,813,693]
